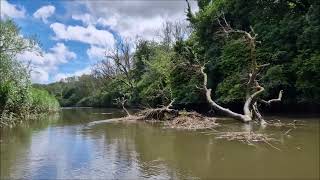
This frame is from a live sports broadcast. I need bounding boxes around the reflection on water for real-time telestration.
[0,108,319,179]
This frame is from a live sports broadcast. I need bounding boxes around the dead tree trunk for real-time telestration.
[115,97,131,117]
[199,14,283,124]
[201,67,251,122]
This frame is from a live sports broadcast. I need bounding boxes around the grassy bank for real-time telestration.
[0,87,60,127]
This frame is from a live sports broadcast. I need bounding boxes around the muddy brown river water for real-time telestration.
[0,108,319,179]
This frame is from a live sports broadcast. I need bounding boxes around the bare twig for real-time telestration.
[258,63,270,68]
[284,128,293,135]
[263,139,281,151]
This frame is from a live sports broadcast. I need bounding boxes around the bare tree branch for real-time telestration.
[260,90,283,105]
[114,97,131,117]
[200,66,251,122]
[93,40,135,90]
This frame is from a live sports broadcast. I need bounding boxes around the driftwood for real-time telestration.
[214,131,281,150]
[165,111,219,130]
[89,100,179,126]
[137,99,179,121]
[266,119,303,127]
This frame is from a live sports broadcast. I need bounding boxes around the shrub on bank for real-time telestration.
[0,87,60,127]
[0,20,60,127]
[29,88,60,113]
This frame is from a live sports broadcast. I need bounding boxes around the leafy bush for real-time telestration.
[0,20,60,127]
[29,88,60,113]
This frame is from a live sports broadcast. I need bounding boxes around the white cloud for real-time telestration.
[86,45,106,61]
[19,42,76,66]
[72,13,95,26]
[72,13,118,28]
[74,1,199,41]
[53,66,91,82]
[0,0,26,19]
[16,43,76,83]
[50,23,115,47]
[73,13,167,41]
[31,68,49,84]
[53,73,69,82]
[48,42,76,64]
[97,16,118,28]
[118,15,168,41]
[33,5,55,23]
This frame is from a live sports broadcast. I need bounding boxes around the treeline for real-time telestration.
[41,0,319,112]
[0,20,59,127]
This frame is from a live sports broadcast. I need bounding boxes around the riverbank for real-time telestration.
[0,111,60,128]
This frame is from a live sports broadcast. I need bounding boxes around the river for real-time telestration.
[0,108,319,179]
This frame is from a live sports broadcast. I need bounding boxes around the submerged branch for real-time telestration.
[215,131,281,151]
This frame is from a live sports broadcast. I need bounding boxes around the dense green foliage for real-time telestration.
[41,0,319,112]
[0,20,59,127]
[190,0,320,106]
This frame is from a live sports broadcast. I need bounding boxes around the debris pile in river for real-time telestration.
[266,119,304,127]
[89,110,219,130]
[137,100,179,121]
[111,99,218,130]
[215,131,281,150]
[138,107,178,121]
[164,111,219,130]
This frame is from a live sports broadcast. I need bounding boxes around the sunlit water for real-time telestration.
[1,108,319,179]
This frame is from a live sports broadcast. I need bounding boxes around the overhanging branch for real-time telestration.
[261,90,283,105]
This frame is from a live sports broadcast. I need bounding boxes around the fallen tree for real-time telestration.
[197,14,283,124]
[89,98,218,130]
[91,16,283,128]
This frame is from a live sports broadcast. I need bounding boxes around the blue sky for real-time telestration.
[1,0,198,84]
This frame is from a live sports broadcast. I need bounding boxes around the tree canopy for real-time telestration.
[39,0,319,114]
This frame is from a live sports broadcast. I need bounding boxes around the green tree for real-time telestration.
[0,20,59,127]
